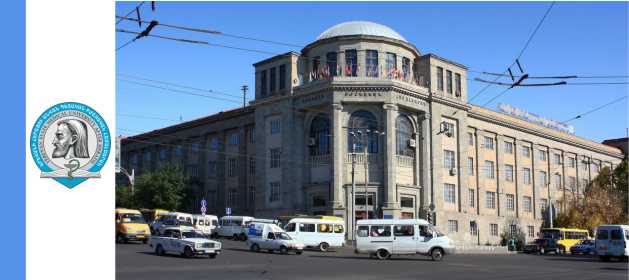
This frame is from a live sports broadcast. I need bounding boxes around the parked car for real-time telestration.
[150,227,221,258]
[595,224,629,261]
[151,212,195,235]
[217,216,254,240]
[246,223,304,255]
[355,219,455,261]
[115,208,151,244]
[570,239,596,255]
[523,238,561,255]
[284,218,345,252]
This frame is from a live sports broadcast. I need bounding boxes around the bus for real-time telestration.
[540,228,591,253]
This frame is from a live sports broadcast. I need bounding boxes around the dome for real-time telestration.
[316,21,407,42]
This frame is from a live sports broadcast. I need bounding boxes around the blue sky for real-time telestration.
[116,1,628,142]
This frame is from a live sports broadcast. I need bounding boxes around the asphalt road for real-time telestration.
[117,239,628,280]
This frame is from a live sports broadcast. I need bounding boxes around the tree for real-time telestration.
[115,184,135,209]
[133,164,187,211]
[500,218,526,251]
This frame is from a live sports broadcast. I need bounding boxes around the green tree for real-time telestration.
[115,184,135,209]
[133,165,187,211]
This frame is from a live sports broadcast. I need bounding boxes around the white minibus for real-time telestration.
[595,224,629,261]
[151,212,194,235]
[284,218,345,251]
[355,219,455,261]
[217,216,254,240]
[192,214,218,237]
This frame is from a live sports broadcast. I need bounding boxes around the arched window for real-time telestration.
[309,115,330,156]
[396,115,414,156]
[348,110,379,153]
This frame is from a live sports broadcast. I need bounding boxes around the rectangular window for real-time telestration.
[370,225,391,237]
[469,188,475,208]
[504,142,513,154]
[522,146,531,158]
[554,174,562,190]
[227,189,238,208]
[209,137,220,151]
[444,183,456,204]
[468,132,474,146]
[228,158,237,177]
[528,226,535,238]
[269,67,276,92]
[455,73,462,96]
[485,160,494,179]
[523,168,531,185]
[437,67,444,91]
[523,196,532,212]
[540,198,548,211]
[538,150,547,161]
[582,159,589,170]
[400,196,414,208]
[553,153,561,165]
[467,157,474,175]
[260,70,267,97]
[484,136,494,150]
[228,133,239,146]
[326,52,337,77]
[159,148,169,160]
[270,119,281,134]
[143,151,151,162]
[345,49,357,77]
[279,64,286,89]
[269,182,280,202]
[470,221,478,236]
[186,164,199,178]
[366,50,379,77]
[446,70,453,94]
[394,225,414,236]
[249,127,256,143]
[249,157,255,175]
[312,56,320,75]
[486,191,496,209]
[506,194,514,211]
[402,57,410,80]
[447,220,458,233]
[444,150,455,170]
[490,224,498,236]
[505,164,514,182]
[270,148,281,168]
[248,185,255,206]
[568,157,575,168]
[568,176,576,192]
[539,171,547,187]
[386,52,396,79]
[207,161,217,178]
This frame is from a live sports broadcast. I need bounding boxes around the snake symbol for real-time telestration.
[65,159,81,180]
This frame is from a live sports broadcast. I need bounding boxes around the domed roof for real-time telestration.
[316,21,407,42]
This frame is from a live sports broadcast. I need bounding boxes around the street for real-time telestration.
[116,240,628,280]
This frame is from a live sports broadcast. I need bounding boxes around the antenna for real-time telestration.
[241,85,248,108]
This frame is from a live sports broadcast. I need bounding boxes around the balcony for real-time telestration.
[396,155,415,168]
[309,154,331,166]
[345,153,381,165]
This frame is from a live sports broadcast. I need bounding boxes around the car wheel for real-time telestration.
[142,239,148,244]
[240,233,247,241]
[319,242,330,252]
[430,248,444,261]
[250,244,260,252]
[296,250,303,255]
[208,253,217,259]
[183,246,194,258]
[558,246,565,255]
[600,256,610,262]
[233,234,239,240]
[280,246,288,255]
[155,245,164,256]
[540,247,545,255]
[116,234,128,244]
[267,249,274,254]
[376,249,390,260]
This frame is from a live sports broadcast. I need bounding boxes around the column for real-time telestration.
[331,103,345,216]
[419,112,432,216]
[382,103,399,218]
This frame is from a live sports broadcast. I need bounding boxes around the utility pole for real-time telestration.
[363,131,369,220]
[351,141,357,240]
[241,85,248,108]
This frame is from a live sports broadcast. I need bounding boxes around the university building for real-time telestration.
[120,21,624,244]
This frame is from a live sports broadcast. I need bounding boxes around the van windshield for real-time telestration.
[276,232,292,240]
[120,214,146,224]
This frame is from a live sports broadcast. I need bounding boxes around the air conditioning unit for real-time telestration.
[308,138,316,146]
[407,139,416,148]
[449,168,457,176]
[445,130,454,138]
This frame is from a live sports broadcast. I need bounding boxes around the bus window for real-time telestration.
[611,229,623,240]
[597,229,609,240]
[318,224,333,233]
[370,225,391,237]
[285,223,296,232]
[357,226,369,237]
[333,225,344,233]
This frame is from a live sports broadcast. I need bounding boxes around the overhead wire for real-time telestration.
[117,73,243,99]
[561,95,628,124]
[116,1,145,25]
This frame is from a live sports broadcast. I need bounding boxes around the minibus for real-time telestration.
[217,216,255,239]
[596,224,629,261]
[115,208,151,244]
[284,218,345,251]
[355,219,454,261]
[192,214,218,237]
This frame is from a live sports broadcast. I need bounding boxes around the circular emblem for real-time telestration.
[30,102,110,189]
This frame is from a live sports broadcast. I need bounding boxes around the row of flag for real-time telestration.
[307,64,427,87]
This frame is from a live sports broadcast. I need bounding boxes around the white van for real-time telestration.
[355,219,455,261]
[595,224,629,261]
[217,216,254,240]
[246,223,304,255]
[241,218,280,241]
[193,214,218,237]
[284,218,345,251]
[151,212,195,235]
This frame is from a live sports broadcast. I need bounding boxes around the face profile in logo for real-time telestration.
[31,102,110,189]
[52,119,90,159]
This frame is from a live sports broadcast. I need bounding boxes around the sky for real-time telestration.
[116,1,629,142]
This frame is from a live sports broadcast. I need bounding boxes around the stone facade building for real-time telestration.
[120,21,624,244]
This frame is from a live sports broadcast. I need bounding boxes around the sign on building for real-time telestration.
[498,103,575,134]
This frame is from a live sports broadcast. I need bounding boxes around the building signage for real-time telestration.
[497,103,575,134]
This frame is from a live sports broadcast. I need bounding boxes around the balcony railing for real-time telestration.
[309,154,331,166]
[345,153,380,165]
[396,155,415,168]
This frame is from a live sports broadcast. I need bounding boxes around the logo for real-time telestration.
[30,102,111,189]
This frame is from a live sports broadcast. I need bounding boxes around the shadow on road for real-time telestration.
[135,251,214,260]
[544,257,604,263]
[308,255,433,262]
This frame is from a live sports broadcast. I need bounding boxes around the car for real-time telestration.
[595,224,629,261]
[570,239,595,255]
[115,208,151,244]
[246,223,304,255]
[522,238,561,255]
[149,227,222,258]
[150,212,195,235]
